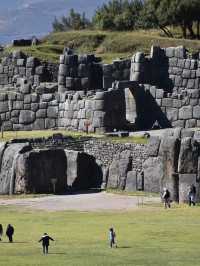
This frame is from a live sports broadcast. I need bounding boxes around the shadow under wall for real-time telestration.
[72,153,103,190]
[129,85,172,130]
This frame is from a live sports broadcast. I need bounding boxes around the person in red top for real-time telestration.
[39,233,54,254]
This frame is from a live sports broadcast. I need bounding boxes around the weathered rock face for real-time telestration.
[107,150,132,190]
[159,137,180,201]
[143,157,163,193]
[0,144,103,195]
[178,137,198,174]
[0,143,31,194]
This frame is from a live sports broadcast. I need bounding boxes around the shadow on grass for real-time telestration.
[116,246,132,249]
[49,252,68,255]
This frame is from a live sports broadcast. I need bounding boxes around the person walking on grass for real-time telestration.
[0,224,3,241]
[6,224,14,243]
[188,184,196,206]
[39,233,54,254]
[162,188,171,209]
[109,228,117,248]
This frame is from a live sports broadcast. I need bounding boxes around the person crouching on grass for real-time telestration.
[39,233,54,254]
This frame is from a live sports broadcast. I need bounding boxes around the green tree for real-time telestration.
[52,9,91,32]
[142,0,200,39]
[92,0,144,31]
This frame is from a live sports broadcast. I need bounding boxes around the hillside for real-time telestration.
[4,30,200,63]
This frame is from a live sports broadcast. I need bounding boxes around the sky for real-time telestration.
[0,0,107,44]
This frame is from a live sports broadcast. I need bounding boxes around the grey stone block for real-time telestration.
[156,89,164,99]
[42,94,53,102]
[32,118,45,130]
[31,103,39,112]
[47,106,58,118]
[58,75,66,85]
[31,94,38,103]
[165,47,175,58]
[179,174,197,203]
[193,106,200,119]
[185,119,196,128]
[11,110,20,117]
[24,94,31,104]
[19,110,35,124]
[39,102,48,109]
[24,104,31,110]
[59,64,69,76]
[172,120,185,128]
[179,106,193,120]
[13,101,23,110]
[162,98,172,107]
[0,101,9,113]
[182,69,191,79]
[143,157,163,193]
[45,118,56,129]
[166,108,178,121]
[147,136,161,157]
[125,171,137,192]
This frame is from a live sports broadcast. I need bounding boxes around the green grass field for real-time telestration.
[0,205,200,266]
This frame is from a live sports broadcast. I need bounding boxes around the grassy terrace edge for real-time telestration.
[0,130,148,144]
[3,30,200,63]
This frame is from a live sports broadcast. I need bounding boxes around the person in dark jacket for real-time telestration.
[6,224,14,242]
[39,233,54,254]
[0,224,3,241]
[188,184,196,206]
[162,188,171,209]
[109,228,117,248]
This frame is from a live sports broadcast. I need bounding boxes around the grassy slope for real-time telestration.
[4,30,200,63]
[0,205,200,266]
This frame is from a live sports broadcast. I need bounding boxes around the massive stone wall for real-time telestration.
[0,45,200,132]
[83,128,200,203]
[129,46,200,129]
[0,81,126,133]
[0,51,58,88]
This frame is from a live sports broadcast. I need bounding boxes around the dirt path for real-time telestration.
[0,192,160,211]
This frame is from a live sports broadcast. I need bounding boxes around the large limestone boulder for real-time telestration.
[159,137,180,201]
[143,157,163,193]
[178,137,198,174]
[0,143,31,195]
[107,150,132,190]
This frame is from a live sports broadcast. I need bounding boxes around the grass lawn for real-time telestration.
[0,205,200,266]
[0,130,148,144]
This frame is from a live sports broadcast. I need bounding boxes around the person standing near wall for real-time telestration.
[188,185,196,206]
[162,188,171,209]
[0,224,3,241]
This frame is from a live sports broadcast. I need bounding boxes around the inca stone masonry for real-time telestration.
[0,45,200,202]
[0,46,200,132]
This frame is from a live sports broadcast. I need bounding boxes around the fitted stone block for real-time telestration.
[179,106,193,120]
[19,110,35,124]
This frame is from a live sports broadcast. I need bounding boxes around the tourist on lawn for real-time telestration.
[0,224,3,241]
[6,224,14,242]
[109,228,117,248]
[39,233,54,254]
[188,184,196,206]
[162,188,171,209]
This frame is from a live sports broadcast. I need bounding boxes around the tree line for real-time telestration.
[52,0,200,39]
